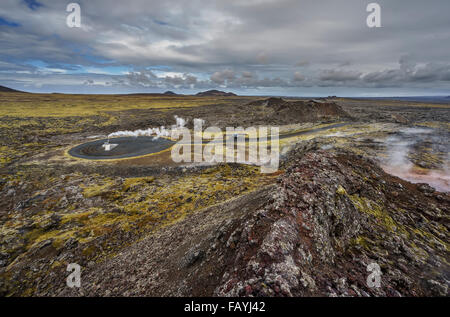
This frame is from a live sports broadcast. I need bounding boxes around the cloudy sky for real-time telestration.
[1,0,449,96]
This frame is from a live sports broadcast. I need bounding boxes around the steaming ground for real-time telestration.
[380,127,450,192]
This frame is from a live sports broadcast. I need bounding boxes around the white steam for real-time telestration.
[107,115,189,140]
[193,118,205,130]
[381,127,450,192]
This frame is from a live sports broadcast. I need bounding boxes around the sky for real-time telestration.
[0,0,450,96]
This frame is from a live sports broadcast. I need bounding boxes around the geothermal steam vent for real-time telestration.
[68,136,175,160]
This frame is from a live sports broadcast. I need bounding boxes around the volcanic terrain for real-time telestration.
[0,91,448,296]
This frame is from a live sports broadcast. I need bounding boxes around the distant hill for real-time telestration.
[196,90,237,97]
[246,97,351,122]
[124,92,180,96]
[0,85,23,93]
[163,91,177,95]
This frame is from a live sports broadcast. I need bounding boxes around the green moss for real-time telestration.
[61,211,94,225]
[81,244,98,257]
[351,235,371,250]
[82,181,114,198]
[410,227,449,251]
[336,185,346,195]
[50,260,62,269]
[24,228,45,243]
[122,176,155,191]
[23,227,73,250]
[347,193,403,233]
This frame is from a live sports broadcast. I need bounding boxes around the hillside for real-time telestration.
[0,85,23,93]
[163,91,178,95]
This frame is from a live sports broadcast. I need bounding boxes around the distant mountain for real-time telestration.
[196,90,237,97]
[0,85,23,93]
[163,91,177,95]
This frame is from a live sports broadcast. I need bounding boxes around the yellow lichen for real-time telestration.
[336,185,347,195]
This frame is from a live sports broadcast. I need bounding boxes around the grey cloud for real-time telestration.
[242,71,253,79]
[293,72,305,82]
[119,70,205,89]
[126,70,158,86]
[0,0,450,95]
[362,58,450,85]
[164,73,198,87]
[295,61,310,67]
[210,69,235,85]
[319,70,362,82]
